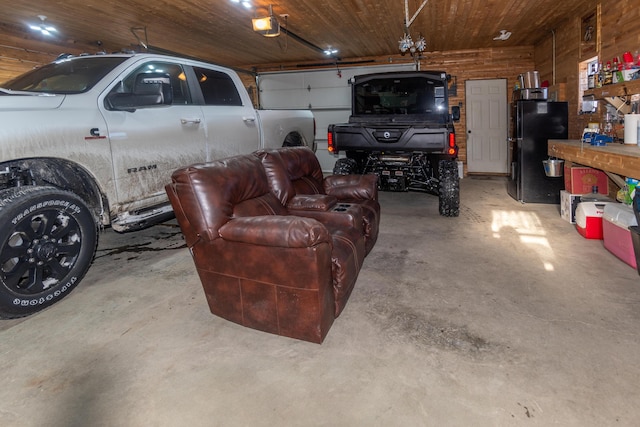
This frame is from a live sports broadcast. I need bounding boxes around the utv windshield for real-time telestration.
[354,76,447,120]
[2,56,128,94]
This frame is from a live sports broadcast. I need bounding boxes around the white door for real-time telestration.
[465,79,508,173]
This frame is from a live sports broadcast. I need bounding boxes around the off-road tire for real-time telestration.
[0,186,98,318]
[333,158,358,175]
[438,159,460,217]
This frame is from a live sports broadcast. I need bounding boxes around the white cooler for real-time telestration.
[603,203,638,268]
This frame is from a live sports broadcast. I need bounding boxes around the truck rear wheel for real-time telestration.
[438,159,460,217]
[0,186,98,318]
[333,158,358,175]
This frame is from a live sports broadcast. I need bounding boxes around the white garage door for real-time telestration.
[257,63,415,172]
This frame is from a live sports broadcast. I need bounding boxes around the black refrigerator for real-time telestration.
[507,100,568,203]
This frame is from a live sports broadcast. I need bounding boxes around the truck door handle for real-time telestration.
[243,116,256,123]
[180,118,201,124]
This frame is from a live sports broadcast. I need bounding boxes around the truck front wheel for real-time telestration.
[438,159,460,217]
[0,186,98,318]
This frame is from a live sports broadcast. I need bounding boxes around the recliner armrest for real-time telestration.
[286,194,338,211]
[324,174,379,201]
[289,205,364,235]
[218,216,331,248]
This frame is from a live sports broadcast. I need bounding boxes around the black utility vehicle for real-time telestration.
[328,71,461,216]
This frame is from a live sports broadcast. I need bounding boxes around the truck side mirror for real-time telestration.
[451,105,460,122]
[106,72,173,112]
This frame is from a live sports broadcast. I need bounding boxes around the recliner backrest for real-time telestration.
[258,147,325,205]
[166,154,287,246]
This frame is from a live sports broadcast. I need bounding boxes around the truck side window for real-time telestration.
[113,62,191,105]
[193,67,243,106]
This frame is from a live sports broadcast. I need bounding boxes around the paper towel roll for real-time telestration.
[624,114,640,145]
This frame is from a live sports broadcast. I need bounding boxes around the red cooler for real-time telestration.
[575,201,612,239]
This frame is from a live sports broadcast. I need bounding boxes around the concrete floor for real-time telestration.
[1,176,639,427]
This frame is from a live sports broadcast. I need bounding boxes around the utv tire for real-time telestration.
[0,186,98,318]
[333,158,358,175]
[438,159,460,217]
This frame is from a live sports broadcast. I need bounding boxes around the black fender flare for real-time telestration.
[0,158,107,225]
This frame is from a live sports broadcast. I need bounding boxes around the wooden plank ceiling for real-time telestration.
[1,0,595,69]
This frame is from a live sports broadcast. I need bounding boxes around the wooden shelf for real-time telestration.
[548,139,640,179]
[584,79,640,99]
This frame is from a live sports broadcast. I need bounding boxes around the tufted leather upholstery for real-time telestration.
[165,154,366,343]
[257,147,380,255]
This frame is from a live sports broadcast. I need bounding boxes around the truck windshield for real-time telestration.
[2,56,128,94]
[354,76,447,119]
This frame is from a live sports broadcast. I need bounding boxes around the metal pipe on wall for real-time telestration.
[552,29,556,86]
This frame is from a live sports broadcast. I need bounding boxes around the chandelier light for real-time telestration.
[397,0,429,61]
[398,33,426,56]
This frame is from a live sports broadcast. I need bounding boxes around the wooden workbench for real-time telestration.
[548,139,640,180]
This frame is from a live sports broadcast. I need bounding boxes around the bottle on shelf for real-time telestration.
[596,62,604,88]
[603,61,613,85]
[613,57,624,83]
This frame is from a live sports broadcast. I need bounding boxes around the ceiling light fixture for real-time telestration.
[324,47,338,56]
[493,29,512,41]
[252,4,280,37]
[230,0,252,9]
[28,15,57,36]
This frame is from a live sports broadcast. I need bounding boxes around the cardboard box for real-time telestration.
[564,165,609,195]
[560,190,581,223]
[603,203,638,268]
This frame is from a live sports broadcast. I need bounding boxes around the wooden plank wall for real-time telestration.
[535,0,640,140]
[0,45,58,83]
[417,47,535,168]
[0,25,93,82]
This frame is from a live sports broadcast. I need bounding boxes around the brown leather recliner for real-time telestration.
[165,154,366,343]
[257,146,380,255]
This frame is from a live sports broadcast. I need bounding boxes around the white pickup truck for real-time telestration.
[0,53,315,318]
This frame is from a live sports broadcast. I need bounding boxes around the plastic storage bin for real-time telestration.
[602,203,638,268]
[631,226,640,276]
